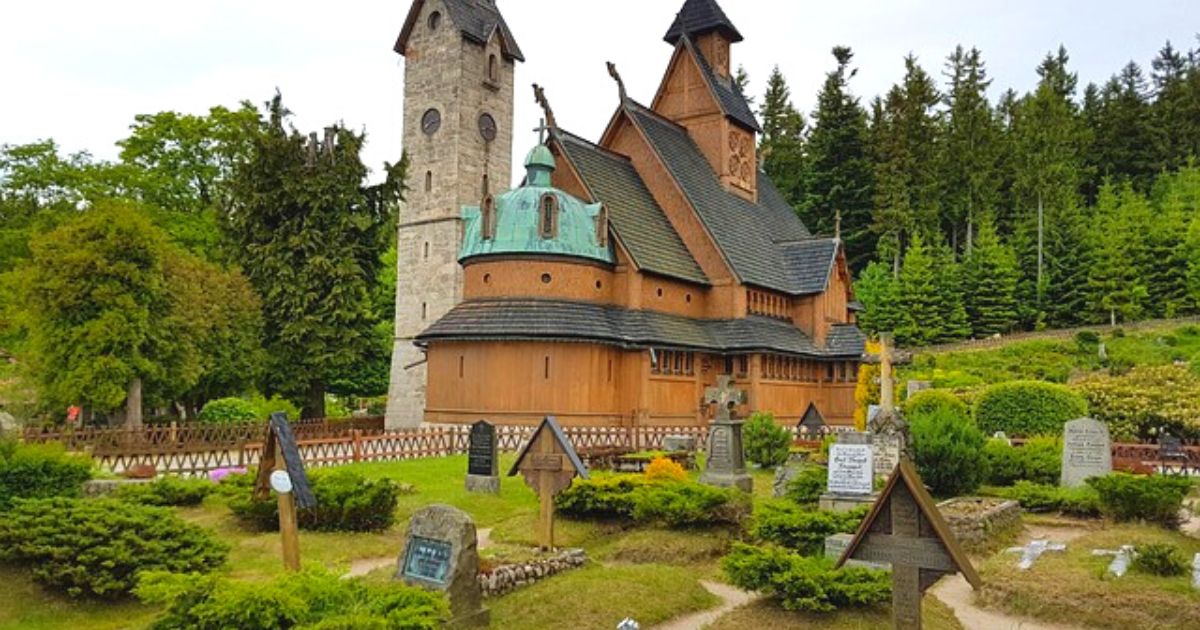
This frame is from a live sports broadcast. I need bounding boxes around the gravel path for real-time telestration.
[652,581,756,630]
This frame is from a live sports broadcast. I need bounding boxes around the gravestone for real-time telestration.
[699,376,752,493]
[1192,553,1199,590]
[465,420,500,494]
[508,416,589,550]
[819,442,877,512]
[398,504,487,627]
[663,435,696,452]
[1061,418,1112,488]
[1091,545,1134,577]
[772,453,810,498]
[254,413,316,572]
[837,460,981,630]
[1005,539,1066,570]
[0,411,16,435]
[873,432,903,478]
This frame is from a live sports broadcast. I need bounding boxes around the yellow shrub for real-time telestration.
[854,340,882,431]
[645,457,687,483]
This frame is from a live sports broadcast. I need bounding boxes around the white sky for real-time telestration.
[2,0,1196,187]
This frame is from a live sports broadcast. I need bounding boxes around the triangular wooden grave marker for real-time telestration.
[799,402,826,433]
[836,460,980,630]
[507,416,588,550]
[252,413,317,572]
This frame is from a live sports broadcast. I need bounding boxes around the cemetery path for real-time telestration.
[653,580,756,630]
[342,528,496,579]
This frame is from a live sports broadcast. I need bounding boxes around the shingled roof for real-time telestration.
[554,130,708,285]
[417,299,866,358]
[625,102,832,295]
[664,0,743,45]
[682,36,760,132]
[395,0,524,61]
[779,239,840,295]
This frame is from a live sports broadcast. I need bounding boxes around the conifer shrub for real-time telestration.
[555,475,646,519]
[783,466,827,505]
[910,408,986,497]
[982,437,1061,486]
[0,498,227,598]
[722,543,889,612]
[750,502,867,555]
[743,412,792,468]
[974,381,1088,436]
[903,389,968,420]
[0,440,93,510]
[1131,543,1190,577]
[995,481,1101,517]
[136,567,447,630]
[1086,473,1192,527]
[556,475,749,527]
[116,476,215,507]
[644,457,687,483]
[197,397,260,424]
[228,469,402,532]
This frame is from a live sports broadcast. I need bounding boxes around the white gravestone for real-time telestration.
[1006,539,1066,570]
[1192,553,1200,591]
[1061,418,1112,488]
[827,444,874,495]
[1091,545,1135,577]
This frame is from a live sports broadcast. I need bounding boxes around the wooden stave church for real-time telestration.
[410,0,865,428]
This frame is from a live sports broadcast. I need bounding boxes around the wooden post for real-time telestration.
[275,443,301,572]
[879,333,895,415]
[351,429,363,463]
[537,436,555,551]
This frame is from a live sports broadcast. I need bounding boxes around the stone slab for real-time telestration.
[699,470,753,493]
[663,435,697,452]
[465,474,500,495]
[819,491,879,513]
[1061,418,1112,488]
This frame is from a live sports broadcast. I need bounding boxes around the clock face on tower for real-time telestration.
[478,113,497,143]
[421,109,441,136]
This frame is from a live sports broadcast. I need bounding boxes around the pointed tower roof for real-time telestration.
[395,0,524,61]
[664,0,743,45]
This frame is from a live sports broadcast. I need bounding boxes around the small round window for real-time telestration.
[595,280,603,290]
[656,288,664,298]
[428,11,441,30]
[541,273,552,284]
[483,273,492,285]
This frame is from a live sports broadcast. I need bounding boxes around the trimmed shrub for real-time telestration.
[982,437,1061,486]
[229,469,402,532]
[644,457,687,483]
[197,398,259,424]
[996,481,1101,517]
[0,440,93,510]
[1086,473,1192,527]
[751,502,867,555]
[974,381,1088,436]
[0,498,227,598]
[136,566,447,630]
[1132,543,1190,577]
[743,412,791,468]
[631,482,751,527]
[722,543,889,612]
[784,466,827,505]
[116,476,215,507]
[910,408,986,497]
[555,475,646,519]
[903,390,968,420]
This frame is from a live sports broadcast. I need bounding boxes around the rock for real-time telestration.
[397,504,488,626]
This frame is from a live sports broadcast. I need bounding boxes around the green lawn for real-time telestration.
[707,598,963,630]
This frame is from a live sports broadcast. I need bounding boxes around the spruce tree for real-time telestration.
[896,234,944,346]
[1150,41,1199,173]
[1087,183,1149,324]
[802,47,874,272]
[962,217,1019,336]
[1090,62,1157,193]
[1155,164,1200,315]
[931,239,971,342]
[759,66,806,207]
[940,46,1002,254]
[853,261,905,335]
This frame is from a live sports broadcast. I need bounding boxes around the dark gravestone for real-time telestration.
[398,504,488,627]
[699,376,752,492]
[465,420,499,494]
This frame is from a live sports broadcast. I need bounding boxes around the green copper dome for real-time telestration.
[461,144,614,265]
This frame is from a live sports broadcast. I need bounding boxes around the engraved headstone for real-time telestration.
[873,432,903,478]
[827,443,874,495]
[1061,418,1112,488]
[772,453,810,498]
[398,504,488,626]
[465,420,500,494]
[1005,539,1066,570]
[699,377,752,492]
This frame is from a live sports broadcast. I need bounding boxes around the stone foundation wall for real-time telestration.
[937,497,1021,552]
[478,548,586,597]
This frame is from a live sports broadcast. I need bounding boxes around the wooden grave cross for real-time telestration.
[837,460,980,630]
[507,416,588,550]
[253,412,316,572]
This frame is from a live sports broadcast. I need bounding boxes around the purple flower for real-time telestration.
[209,467,247,482]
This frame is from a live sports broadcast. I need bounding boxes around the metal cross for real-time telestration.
[1006,539,1066,570]
[704,376,745,422]
[534,118,550,144]
[1091,545,1136,577]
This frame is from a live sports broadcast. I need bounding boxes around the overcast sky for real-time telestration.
[4,0,1196,187]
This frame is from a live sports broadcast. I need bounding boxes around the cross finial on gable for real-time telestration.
[534,118,550,144]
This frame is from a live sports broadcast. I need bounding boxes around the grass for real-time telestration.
[0,568,159,630]
[976,523,1200,629]
[706,598,963,630]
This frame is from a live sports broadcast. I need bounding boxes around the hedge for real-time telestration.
[556,475,750,527]
[229,469,404,532]
[750,502,867,555]
[1086,473,1192,527]
[0,439,93,510]
[1074,365,1200,440]
[197,398,260,424]
[903,389,968,420]
[982,437,1061,486]
[116,476,215,507]
[973,381,1088,437]
[995,481,1100,517]
[722,543,889,612]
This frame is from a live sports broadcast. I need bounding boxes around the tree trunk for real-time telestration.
[125,378,143,429]
[302,382,326,419]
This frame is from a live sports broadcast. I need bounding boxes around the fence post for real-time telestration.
[351,429,363,463]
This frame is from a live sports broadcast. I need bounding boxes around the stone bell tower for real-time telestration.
[386,0,523,428]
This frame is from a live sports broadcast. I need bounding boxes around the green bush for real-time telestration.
[910,408,986,497]
[556,476,749,527]
[0,498,227,598]
[229,470,403,532]
[982,437,1061,486]
[0,440,93,510]
[743,412,791,468]
[995,481,1101,517]
[197,398,259,424]
[722,543,889,612]
[1086,473,1192,527]
[1075,365,1200,440]
[783,466,827,505]
[903,390,968,419]
[1075,330,1101,345]
[555,475,646,519]
[1131,543,1190,577]
[116,476,214,507]
[136,567,447,630]
[751,502,867,555]
[248,394,301,422]
[974,381,1088,436]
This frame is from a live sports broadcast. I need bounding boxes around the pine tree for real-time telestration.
[1090,62,1158,193]
[896,234,944,346]
[993,88,1021,235]
[931,239,971,341]
[853,261,905,335]
[940,46,1002,254]
[1087,183,1149,324]
[1150,41,1200,173]
[735,65,754,109]
[802,47,875,272]
[759,66,806,207]
[1155,164,1200,315]
[961,218,1019,336]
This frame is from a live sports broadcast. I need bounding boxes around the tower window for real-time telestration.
[428,11,441,30]
[488,54,498,82]
[423,242,430,259]
[481,173,489,196]
[421,302,427,320]
[540,194,558,239]
[425,170,432,192]
[481,195,495,240]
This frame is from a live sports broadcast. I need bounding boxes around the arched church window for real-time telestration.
[428,11,441,30]
[540,193,557,239]
[481,195,495,240]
